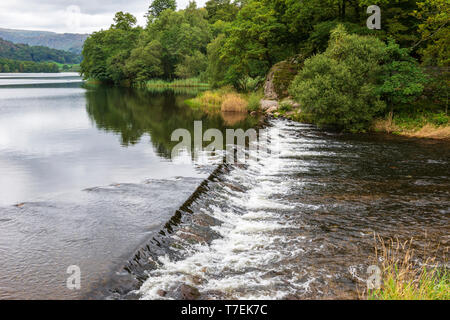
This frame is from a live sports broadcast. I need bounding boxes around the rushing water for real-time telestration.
[0,74,448,300]
[123,121,449,300]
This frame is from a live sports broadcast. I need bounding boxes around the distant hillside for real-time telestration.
[0,37,81,64]
[0,28,88,54]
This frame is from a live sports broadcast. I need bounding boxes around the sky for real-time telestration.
[0,0,207,34]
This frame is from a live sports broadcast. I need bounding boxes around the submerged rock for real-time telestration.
[180,284,201,300]
[157,289,167,297]
[266,106,278,114]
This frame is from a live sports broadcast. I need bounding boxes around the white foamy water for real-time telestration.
[132,119,450,300]
[138,122,316,300]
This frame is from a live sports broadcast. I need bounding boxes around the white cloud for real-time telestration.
[0,0,207,34]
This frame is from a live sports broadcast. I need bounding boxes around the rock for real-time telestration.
[260,99,278,111]
[180,284,201,300]
[157,289,167,297]
[264,68,278,100]
[263,56,304,100]
[266,106,278,114]
[250,111,257,116]
[189,275,203,285]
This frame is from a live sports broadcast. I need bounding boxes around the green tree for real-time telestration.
[289,25,387,132]
[377,40,427,111]
[112,11,137,31]
[205,0,239,23]
[125,40,164,82]
[147,0,177,21]
[413,0,450,66]
[220,0,288,86]
[175,50,208,78]
[81,12,141,83]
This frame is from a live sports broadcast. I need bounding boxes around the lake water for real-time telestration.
[0,73,257,299]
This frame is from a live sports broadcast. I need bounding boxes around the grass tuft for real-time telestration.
[364,236,449,300]
[221,93,248,113]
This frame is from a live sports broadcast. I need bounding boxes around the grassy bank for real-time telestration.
[372,110,450,140]
[363,237,449,300]
[143,78,209,89]
[184,87,262,113]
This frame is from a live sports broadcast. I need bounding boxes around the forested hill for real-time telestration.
[0,28,88,54]
[0,37,82,64]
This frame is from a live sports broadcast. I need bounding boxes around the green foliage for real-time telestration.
[206,34,228,87]
[125,40,164,82]
[175,51,208,79]
[377,41,428,108]
[247,91,264,112]
[236,76,264,92]
[0,57,59,73]
[147,0,177,20]
[413,0,450,67]
[81,0,449,93]
[219,0,289,87]
[289,25,387,132]
[0,37,81,64]
[81,12,141,83]
[205,0,239,23]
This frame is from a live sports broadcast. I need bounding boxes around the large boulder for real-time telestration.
[260,99,279,111]
[263,54,305,100]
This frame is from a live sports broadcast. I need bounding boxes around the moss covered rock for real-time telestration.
[264,55,304,100]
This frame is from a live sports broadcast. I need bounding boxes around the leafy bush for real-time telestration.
[289,25,386,132]
[247,91,263,112]
[290,25,429,132]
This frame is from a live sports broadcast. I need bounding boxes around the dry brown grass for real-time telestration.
[372,118,398,133]
[372,119,450,140]
[221,93,248,113]
[402,124,450,140]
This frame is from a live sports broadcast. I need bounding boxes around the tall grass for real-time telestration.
[364,236,449,300]
[144,78,209,88]
[184,87,249,113]
[221,93,248,112]
[246,91,263,112]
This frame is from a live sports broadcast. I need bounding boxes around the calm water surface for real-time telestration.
[0,73,257,299]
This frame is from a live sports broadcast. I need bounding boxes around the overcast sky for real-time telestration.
[0,0,207,34]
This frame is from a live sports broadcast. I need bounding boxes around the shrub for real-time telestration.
[221,93,248,112]
[289,25,387,132]
[247,91,263,112]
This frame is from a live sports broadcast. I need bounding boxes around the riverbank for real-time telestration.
[185,88,450,141]
[372,112,450,140]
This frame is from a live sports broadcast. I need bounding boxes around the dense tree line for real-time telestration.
[80,0,448,130]
[0,37,82,64]
[81,0,448,85]
[0,57,59,73]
